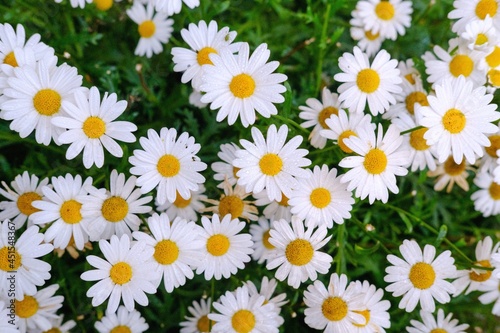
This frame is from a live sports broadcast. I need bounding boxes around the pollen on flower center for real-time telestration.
[94,0,113,10]
[174,191,191,208]
[110,261,133,285]
[353,309,371,327]
[259,153,283,176]
[338,130,357,153]
[60,199,83,224]
[405,91,429,115]
[285,239,314,266]
[262,230,275,250]
[154,239,179,265]
[485,135,500,157]
[101,196,129,222]
[229,73,256,99]
[15,296,38,318]
[138,20,156,38]
[365,30,380,41]
[356,69,381,93]
[444,156,466,176]
[318,106,339,128]
[219,195,244,219]
[430,329,448,333]
[0,247,21,271]
[469,259,492,282]
[110,326,132,333]
[375,1,395,20]
[410,128,430,151]
[489,182,500,200]
[476,0,498,20]
[488,69,500,86]
[83,117,106,139]
[231,309,256,333]
[486,46,500,68]
[197,47,217,66]
[157,154,181,178]
[206,234,230,256]
[442,108,466,134]
[3,51,18,67]
[363,148,388,174]
[33,89,62,116]
[197,315,213,332]
[17,191,42,216]
[310,188,331,209]
[409,262,436,289]
[476,33,489,45]
[321,297,348,322]
[449,55,474,77]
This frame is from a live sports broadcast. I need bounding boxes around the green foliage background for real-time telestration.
[0,0,499,331]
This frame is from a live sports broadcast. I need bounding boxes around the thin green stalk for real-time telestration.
[400,126,424,135]
[315,3,332,94]
[335,222,346,274]
[273,114,309,135]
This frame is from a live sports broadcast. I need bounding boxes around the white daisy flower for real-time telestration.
[54,0,92,8]
[478,129,500,175]
[188,89,208,108]
[80,234,159,313]
[303,273,365,332]
[289,165,354,229]
[81,170,152,241]
[211,142,241,188]
[133,213,203,292]
[339,124,410,204]
[478,277,500,315]
[427,155,473,192]
[155,186,206,222]
[129,127,207,206]
[461,16,499,53]
[0,222,53,300]
[244,276,287,325]
[202,181,258,221]
[384,75,429,120]
[406,309,469,333]
[384,239,457,312]
[487,67,500,89]
[334,46,402,115]
[208,285,280,333]
[29,174,93,250]
[249,217,276,264]
[40,315,77,333]
[350,280,391,333]
[233,124,311,202]
[52,86,137,169]
[471,171,500,216]
[95,305,149,333]
[266,217,332,289]
[179,297,213,333]
[397,58,422,86]
[0,300,18,333]
[153,0,200,16]
[356,0,413,40]
[418,76,500,165]
[0,171,49,229]
[126,2,174,58]
[199,42,288,127]
[253,190,292,222]
[195,214,253,280]
[172,20,239,90]
[350,9,385,57]
[448,0,500,33]
[298,87,344,149]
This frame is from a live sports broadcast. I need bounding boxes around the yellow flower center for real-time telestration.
[229,74,256,99]
[206,234,230,256]
[443,156,466,176]
[138,20,155,38]
[0,247,22,271]
[442,108,466,134]
[489,182,500,200]
[101,196,129,222]
[353,309,371,327]
[262,230,275,250]
[488,68,500,86]
[285,239,314,266]
[405,91,429,115]
[196,315,213,332]
[173,191,191,208]
[430,329,448,333]
[449,55,474,78]
[309,188,331,209]
[365,30,380,41]
[197,47,217,66]
[15,296,38,318]
[410,128,430,151]
[33,89,61,116]
[485,135,500,157]
[486,46,500,68]
[233,166,241,179]
[363,148,388,174]
[157,154,181,178]
[110,261,132,285]
[219,195,244,219]
[83,116,106,139]
[321,297,348,322]
[259,153,283,176]
[3,51,18,67]
[476,0,498,20]
[318,106,338,129]
[405,73,416,85]
[356,68,380,93]
[337,130,357,153]
[278,193,289,206]
[44,328,62,333]
[375,1,395,20]
[409,262,436,289]
[93,0,113,11]
[231,309,256,333]
[60,199,83,224]
[17,191,42,216]
[469,259,492,282]
[110,326,132,333]
[154,240,179,265]
[476,33,489,45]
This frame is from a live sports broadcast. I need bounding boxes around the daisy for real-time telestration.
[397,58,422,86]
[334,46,402,115]
[29,174,93,250]
[484,44,500,70]
[155,186,206,222]
[244,276,287,325]
[179,297,213,333]
[266,217,332,289]
[195,214,253,280]
[356,0,413,40]
[132,213,204,292]
[202,181,258,221]
[54,0,92,8]
[350,280,391,333]
[128,127,207,206]
[0,300,18,333]
[153,0,200,16]
[289,165,354,229]
[211,142,241,188]
[253,190,292,222]
[0,222,53,300]
[303,273,365,332]
[418,76,500,165]
[478,277,500,315]
[339,124,410,204]
[80,234,159,313]
[406,309,469,333]
[14,284,64,333]
[208,285,281,333]
[52,86,138,169]
[233,124,311,202]
[199,42,288,127]
[171,20,239,90]
[188,90,208,108]
[384,75,429,120]
[249,217,276,264]
[448,0,500,33]
[461,16,498,53]
[95,305,149,333]
[0,171,49,229]
[350,9,385,57]
[40,315,77,333]
[126,2,174,58]
[471,171,500,216]
[384,239,457,312]
[427,155,473,192]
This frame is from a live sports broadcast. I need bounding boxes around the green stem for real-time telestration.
[400,126,424,135]
[273,114,309,135]
[315,3,332,94]
[335,223,346,274]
